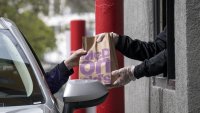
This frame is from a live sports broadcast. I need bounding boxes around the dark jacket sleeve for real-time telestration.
[45,61,74,94]
[115,29,167,78]
[116,29,166,61]
[134,50,167,79]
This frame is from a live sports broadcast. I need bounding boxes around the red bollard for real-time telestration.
[95,0,125,113]
[70,20,86,113]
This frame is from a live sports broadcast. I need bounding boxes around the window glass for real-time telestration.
[0,30,44,106]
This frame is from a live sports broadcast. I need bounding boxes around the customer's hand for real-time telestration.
[110,65,136,88]
[64,49,87,69]
[96,32,119,46]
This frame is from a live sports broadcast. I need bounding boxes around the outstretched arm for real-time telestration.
[116,29,166,61]
[45,49,87,94]
[134,49,167,79]
[45,62,73,94]
[110,49,167,88]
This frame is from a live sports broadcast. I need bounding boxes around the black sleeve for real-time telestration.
[134,49,167,79]
[116,29,166,61]
[45,61,74,94]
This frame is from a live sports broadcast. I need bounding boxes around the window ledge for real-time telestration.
[152,77,175,90]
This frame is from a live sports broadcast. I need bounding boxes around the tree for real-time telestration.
[0,0,56,60]
[16,12,56,59]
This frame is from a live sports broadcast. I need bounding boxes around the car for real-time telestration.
[0,17,108,113]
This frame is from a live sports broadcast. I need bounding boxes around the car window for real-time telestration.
[0,30,44,106]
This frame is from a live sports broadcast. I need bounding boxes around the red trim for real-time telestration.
[70,20,86,113]
[95,0,125,113]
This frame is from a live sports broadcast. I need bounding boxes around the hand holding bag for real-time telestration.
[79,33,118,85]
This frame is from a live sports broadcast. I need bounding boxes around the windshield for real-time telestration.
[0,29,44,106]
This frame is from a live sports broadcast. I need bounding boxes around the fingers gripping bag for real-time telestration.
[79,33,118,85]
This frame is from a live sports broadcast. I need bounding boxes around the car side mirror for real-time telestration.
[62,80,108,113]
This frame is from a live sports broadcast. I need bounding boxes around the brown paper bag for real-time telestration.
[79,33,118,85]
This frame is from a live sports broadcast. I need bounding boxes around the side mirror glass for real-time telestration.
[62,80,108,113]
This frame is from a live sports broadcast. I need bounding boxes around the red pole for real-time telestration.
[70,20,86,113]
[95,0,125,113]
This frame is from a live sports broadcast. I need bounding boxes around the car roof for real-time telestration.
[0,17,17,30]
[0,18,7,29]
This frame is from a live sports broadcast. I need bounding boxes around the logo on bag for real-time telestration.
[79,48,111,84]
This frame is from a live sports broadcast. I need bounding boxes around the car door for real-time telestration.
[0,18,59,113]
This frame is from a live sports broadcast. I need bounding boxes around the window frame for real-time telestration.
[152,0,175,89]
[0,29,45,106]
[166,0,175,80]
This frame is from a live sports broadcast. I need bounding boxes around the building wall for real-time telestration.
[176,0,200,112]
[124,0,152,113]
[175,0,188,113]
[124,0,200,113]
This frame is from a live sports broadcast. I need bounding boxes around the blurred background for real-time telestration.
[0,0,95,71]
[0,0,95,112]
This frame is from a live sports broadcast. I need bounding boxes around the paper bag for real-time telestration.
[79,33,118,84]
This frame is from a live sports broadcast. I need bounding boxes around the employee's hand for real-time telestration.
[111,65,136,88]
[64,49,87,69]
[96,32,119,46]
